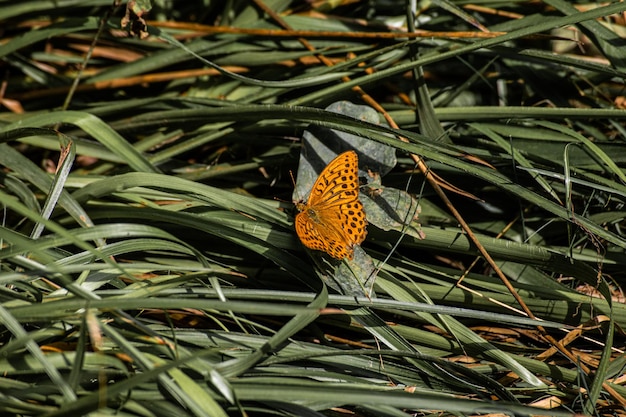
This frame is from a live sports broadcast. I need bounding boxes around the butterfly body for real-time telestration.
[295,151,367,260]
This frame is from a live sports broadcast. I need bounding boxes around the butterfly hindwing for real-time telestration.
[295,209,352,259]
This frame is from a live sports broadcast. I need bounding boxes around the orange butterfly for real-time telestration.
[295,151,367,259]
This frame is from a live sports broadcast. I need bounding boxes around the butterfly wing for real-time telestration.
[295,210,352,259]
[306,151,361,209]
[296,151,368,259]
[335,196,367,247]
[312,151,367,247]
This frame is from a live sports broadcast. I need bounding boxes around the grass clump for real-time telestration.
[0,1,625,416]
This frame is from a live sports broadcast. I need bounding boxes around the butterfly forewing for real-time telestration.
[307,152,359,209]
